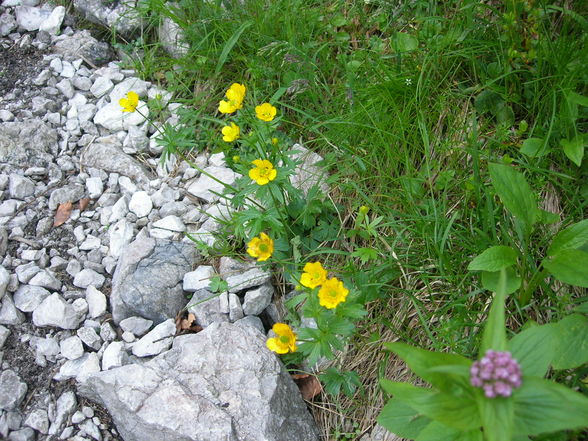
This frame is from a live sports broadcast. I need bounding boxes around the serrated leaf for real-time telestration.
[489,163,539,233]
[520,137,548,157]
[542,249,588,287]
[508,323,557,377]
[561,136,585,166]
[514,378,588,436]
[547,219,588,256]
[481,267,521,295]
[552,314,588,370]
[468,246,518,271]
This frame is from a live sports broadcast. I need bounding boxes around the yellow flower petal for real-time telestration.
[300,261,328,289]
[266,337,288,354]
[249,159,277,185]
[318,277,349,309]
[255,103,277,122]
[246,232,274,261]
[221,122,240,142]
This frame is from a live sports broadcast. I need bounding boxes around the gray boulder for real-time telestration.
[0,120,57,168]
[73,0,141,37]
[111,233,196,324]
[53,30,113,66]
[79,322,319,441]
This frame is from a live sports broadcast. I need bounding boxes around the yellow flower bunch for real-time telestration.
[266,323,297,354]
[119,91,139,113]
[247,232,274,262]
[249,159,277,185]
[219,83,246,114]
[300,262,328,289]
[221,122,240,142]
[255,103,277,121]
[318,277,349,309]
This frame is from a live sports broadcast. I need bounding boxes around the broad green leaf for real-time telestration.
[561,136,585,166]
[416,421,483,441]
[384,342,471,391]
[552,314,588,370]
[514,378,588,436]
[468,246,518,271]
[479,396,514,441]
[520,137,548,157]
[395,32,418,52]
[481,267,521,295]
[481,269,508,355]
[475,90,503,114]
[489,163,538,233]
[538,209,559,225]
[380,381,480,431]
[547,219,588,257]
[574,302,588,313]
[567,91,588,107]
[542,249,588,287]
[495,103,515,126]
[508,323,557,377]
[377,398,431,439]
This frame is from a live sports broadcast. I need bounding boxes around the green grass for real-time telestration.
[120,0,588,438]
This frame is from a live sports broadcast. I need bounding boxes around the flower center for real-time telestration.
[258,167,270,177]
[330,290,338,297]
[279,335,291,344]
[259,243,268,252]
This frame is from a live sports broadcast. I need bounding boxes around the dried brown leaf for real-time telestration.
[53,201,73,227]
[79,198,90,211]
[291,374,322,401]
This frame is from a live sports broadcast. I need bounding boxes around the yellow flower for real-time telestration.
[232,155,241,163]
[266,323,297,354]
[249,159,277,185]
[247,232,274,262]
[359,206,370,214]
[300,261,328,289]
[318,277,349,309]
[119,91,139,113]
[218,83,246,114]
[255,103,277,121]
[221,122,240,142]
[271,137,279,145]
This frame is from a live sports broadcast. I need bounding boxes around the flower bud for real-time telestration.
[470,350,522,398]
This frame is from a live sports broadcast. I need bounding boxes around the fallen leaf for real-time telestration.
[79,198,90,211]
[53,201,73,227]
[291,374,322,400]
[175,311,203,334]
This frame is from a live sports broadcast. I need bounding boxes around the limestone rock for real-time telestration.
[186,166,237,203]
[79,322,319,441]
[0,120,57,168]
[242,283,274,316]
[131,318,175,357]
[0,370,27,410]
[110,234,196,324]
[187,289,228,328]
[32,293,85,329]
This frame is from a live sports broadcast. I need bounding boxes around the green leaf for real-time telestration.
[508,323,557,377]
[377,398,431,439]
[552,314,588,370]
[474,90,503,114]
[574,302,588,313]
[468,246,518,271]
[481,268,508,355]
[481,267,521,294]
[384,342,471,392]
[214,21,253,76]
[351,247,379,263]
[514,378,588,436]
[416,422,483,441]
[538,209,559,225]
[489,163,538,233]
[567,91,588,107]
[561,136,585,166]
[479,396,514,441]
[542,249,588,287]
[547,219,588,257]
[380,381,480,431]
[320,368,361,397]
[395,32,418,52]
[520,137,549,157]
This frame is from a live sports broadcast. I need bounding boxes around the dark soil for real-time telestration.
[0,43,43,95]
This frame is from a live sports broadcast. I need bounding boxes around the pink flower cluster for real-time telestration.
[470,350,522,398]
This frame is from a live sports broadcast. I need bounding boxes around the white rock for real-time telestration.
[48,391,77,435]
[119,316,152,336]
[0,295,22,326]
[90,77,114,98]
[108,196,128,223]
[24,408,49,434]
[86,177,103,199]
[118,176,137,195]
[60,336,84,360]
[86,286,106,318]
[182,265,214,292]
[108,218,133,258]
[9,174,35,199]
[73,269,105,289]
[54,353,100,382]
[0,200,17,217]
[242,283,274,316]
[0,325,9,349]
[208,152,225,167]
[0,12,17,37]
[226,267,271,293]
[234,315,265,334]
[49,58,62,73]
[0,266,8,300]
[39,5,65,35]
[93,102,148,132]
[79,419,101,441]
[80,235,101,251]
[102,341,125,370]
[185,166,237,203]
[150,215,185,239]
[131,318,175,357]
[228,293,244,321]
[33,293,85,329]
[128,191,152,217]
[13,285,50,312]
[28,269,62,290]
[15,6,50,31]
[109,77,150,102]
[76,327,102,351]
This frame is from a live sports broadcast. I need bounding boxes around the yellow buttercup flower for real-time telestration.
[255,103,277,121]
[249,159,277,185]
[247,232,274,262]
[271,137,279,145]
[218,83,246,114]
[119,91,139,113]
[266,323,297,354]
[300,261,328,289]
[221,122,240,142]
[318,277,349,309]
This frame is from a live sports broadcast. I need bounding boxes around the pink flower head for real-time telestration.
[470,350,522,398]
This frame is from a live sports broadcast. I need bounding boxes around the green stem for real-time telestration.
[519,267,547,306]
